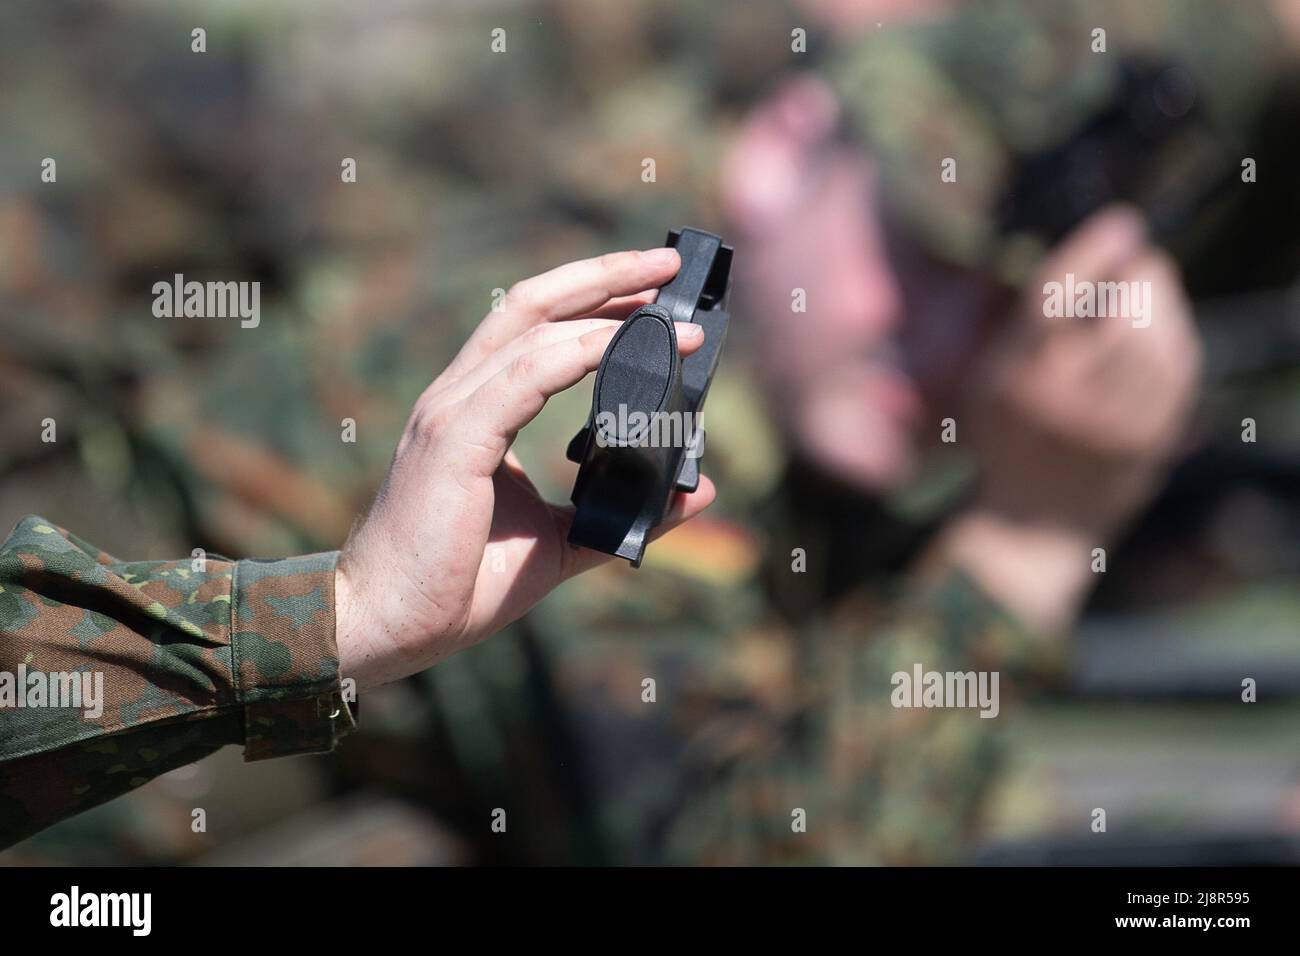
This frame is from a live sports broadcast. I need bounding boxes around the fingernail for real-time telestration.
[676,323,703,340]
[644,247,679,266]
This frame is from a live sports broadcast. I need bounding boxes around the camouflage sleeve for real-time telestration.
[0,515,355,847]
[661,571,1063,865]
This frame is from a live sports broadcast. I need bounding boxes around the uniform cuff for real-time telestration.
[901,568,1068,688]
[231,551,357,761]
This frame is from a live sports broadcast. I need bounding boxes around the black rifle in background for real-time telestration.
[996,57,1237,248]
[998,56,1300,379]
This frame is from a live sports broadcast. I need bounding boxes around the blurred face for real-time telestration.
[722,76,923,492]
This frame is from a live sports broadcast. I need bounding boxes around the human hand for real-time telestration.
[929,207,1202,634]
[970,205,1202,539]
[336,248,716,688]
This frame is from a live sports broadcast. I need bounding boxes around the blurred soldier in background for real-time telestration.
[333,0,1298,864]
[4,0,1300,864]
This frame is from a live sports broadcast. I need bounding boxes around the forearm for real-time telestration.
[0,516,355,847]
[334,558,424,690]
[916,506,1098,638]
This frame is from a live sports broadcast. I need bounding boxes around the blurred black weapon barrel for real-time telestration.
[997,57,1237,248]
[998,56,1300,379]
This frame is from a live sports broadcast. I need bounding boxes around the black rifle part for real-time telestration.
[997,57,1238,248]
[565,227,733,566]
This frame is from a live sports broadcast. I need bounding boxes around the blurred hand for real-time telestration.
[336,248,715,688]
[927,206,1202,633]
[973,206,1202,535]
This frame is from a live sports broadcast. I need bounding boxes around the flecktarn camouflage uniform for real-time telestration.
[0,515,353,848]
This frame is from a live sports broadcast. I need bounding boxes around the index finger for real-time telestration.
[446,247,681,378]
[1038,205,1148,285]
[1032,205,1148,334]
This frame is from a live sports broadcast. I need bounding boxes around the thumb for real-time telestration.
[557,474,717,580]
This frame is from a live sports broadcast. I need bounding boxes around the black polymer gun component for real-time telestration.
[565,227,733,567]
[996,57,1237,246]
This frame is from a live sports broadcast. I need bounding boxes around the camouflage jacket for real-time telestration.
[0,515,354,848]
[347,497,1065,866]
[568,557,1059,865]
